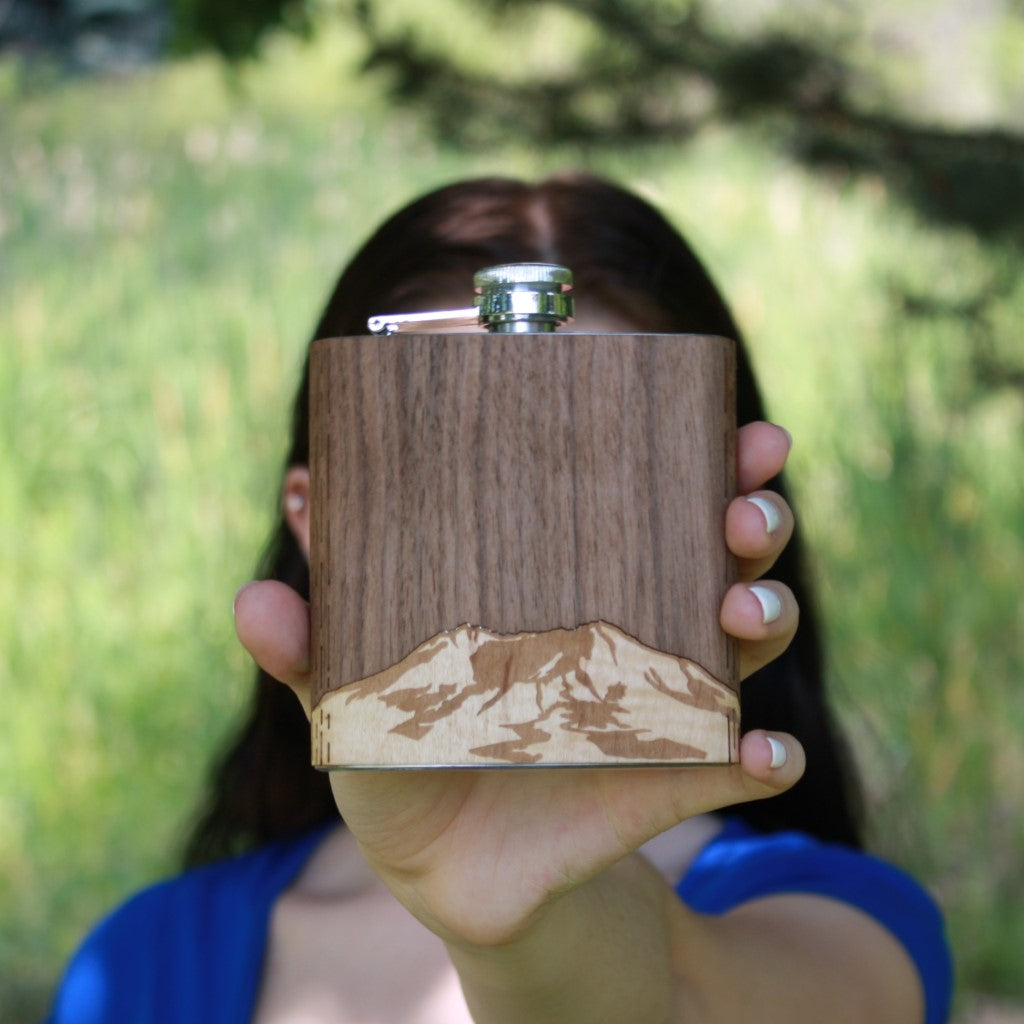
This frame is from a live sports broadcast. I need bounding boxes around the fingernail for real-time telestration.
[767,736,788,769]
[285,492,306,513]
[745,495,781,535]
[233,582,253,618]
[749,585,782,624]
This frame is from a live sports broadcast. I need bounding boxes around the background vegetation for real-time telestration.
[1,2,1022,1021]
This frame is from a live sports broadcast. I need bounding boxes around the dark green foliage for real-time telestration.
[350,0,1024,242]
[170,0,311,58]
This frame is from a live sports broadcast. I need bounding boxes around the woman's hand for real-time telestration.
[233,422,804,951]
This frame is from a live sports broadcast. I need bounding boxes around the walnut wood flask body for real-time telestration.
[309,332,739,769]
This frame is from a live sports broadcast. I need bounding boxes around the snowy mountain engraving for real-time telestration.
[312,621,739,768]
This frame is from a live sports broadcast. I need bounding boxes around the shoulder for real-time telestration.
[678,818,954,1024]
[46,827,331,1024]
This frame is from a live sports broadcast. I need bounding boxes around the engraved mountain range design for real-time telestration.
[312,621,739,768]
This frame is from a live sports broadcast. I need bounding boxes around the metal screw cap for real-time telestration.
[474,263,574,333]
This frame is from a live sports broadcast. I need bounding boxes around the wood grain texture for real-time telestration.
[309,332,737,767]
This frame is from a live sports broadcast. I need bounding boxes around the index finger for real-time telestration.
[234,579,313,716]
[736,422,792,495]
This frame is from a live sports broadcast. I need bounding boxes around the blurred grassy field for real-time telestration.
[1,23,1022,1023]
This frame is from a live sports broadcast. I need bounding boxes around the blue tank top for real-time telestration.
[47,819,953,1023]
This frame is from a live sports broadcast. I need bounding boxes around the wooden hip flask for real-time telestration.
[308,266,739,769]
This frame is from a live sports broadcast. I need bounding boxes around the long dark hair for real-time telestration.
[183,174,863,866]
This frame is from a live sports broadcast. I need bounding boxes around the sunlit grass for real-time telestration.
[1,23,1021,1021]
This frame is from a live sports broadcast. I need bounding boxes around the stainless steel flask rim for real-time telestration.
[367,263,574,335]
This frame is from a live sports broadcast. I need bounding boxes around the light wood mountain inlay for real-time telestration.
[313,621,739,769]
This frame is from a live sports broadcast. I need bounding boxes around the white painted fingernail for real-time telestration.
[746,495,781,534]
[750,585,782,624]
[285,492,306,513]
[767,736,788,769]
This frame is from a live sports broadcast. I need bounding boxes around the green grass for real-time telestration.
[1,23,1022,1022]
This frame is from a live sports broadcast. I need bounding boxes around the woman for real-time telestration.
[49,174,952,1023]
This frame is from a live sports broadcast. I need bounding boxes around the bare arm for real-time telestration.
[446,854,923,1024]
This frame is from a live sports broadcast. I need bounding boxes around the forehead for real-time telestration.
[410,282,669,335]
[381,269,674,335]
[433,306,659,335]
[570,306,655,333]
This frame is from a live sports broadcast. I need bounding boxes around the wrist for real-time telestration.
[445,855,685,1024]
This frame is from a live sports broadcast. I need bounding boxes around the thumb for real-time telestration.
[234,580,313,717]
[648,730,806,841]
[734,729,806,797]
